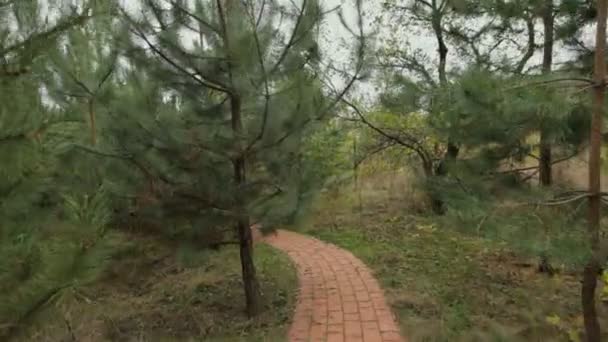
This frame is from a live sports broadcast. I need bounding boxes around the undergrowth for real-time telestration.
[11,233,297,342]
[303,170,608,341]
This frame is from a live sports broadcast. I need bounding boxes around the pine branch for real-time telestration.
[506,77,594,90]
[268,0,308,76]
[0,133,27,144]
[72,144,132,159]
[167,0,222,36]
[120,6,229,93]
[495,148,583,175]
[513,16,536,74]
[0,12,91,57]
[96,59,116,91]
[354,140,397,168]
[173,191,233,214]
[376,57,436,87]
[257,1,366,152]
[63,68,94,96]
[0,67,29,77]
[245,2,271,152]
[3,283,72,340]
[255,0,267,28]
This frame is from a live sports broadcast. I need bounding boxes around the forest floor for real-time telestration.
[13,170,608,341]
[301,173,608,341]
[13,232,297,342]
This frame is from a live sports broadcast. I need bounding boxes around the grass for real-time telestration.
[302,171,608,342]
[11,232,297,342]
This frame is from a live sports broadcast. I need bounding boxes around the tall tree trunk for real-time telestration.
[230,94,261,318]
[539,0,554,186]
[430,7,459,215]
[582,0,606,340]
[538,1,556,274]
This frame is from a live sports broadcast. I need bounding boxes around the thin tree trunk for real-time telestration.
[539,136,552,185]
[538,3,554,270]
[230,94,261,318]
[539,0,554,186]
[88,99,97,146]
[431,6,459,214]
[582,0,606,339]
[236,202,261,318]
[353,135,363,215]
[432,10,448,86]
[217,0,262,317]
[432,143,458,214]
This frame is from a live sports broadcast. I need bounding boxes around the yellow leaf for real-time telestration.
[545,314,561,326]
[602,270,608,283]
[568,329,581,342]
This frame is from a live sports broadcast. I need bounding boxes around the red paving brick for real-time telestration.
[263,229,405,342]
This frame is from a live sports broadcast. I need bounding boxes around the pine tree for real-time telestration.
[374,0,519,213]
[106,0,366,317]
[0,2,118,338]
[45,1,120,147]
[485,0,596,187]
[42,1,124,209]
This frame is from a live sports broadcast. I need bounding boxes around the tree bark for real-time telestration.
[431,141,459,214]
[539,138,552,185]
[236,198,261,318]
[88,99,97,146]
[539,0,554,186]
[430,4,459,214]
[230,94,261,318]
[582,0,606,339]
[431,7,448,85]
[217,0,262,317]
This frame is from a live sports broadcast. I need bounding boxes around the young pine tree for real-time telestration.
[110,0,366,317]
[0,2,117,338]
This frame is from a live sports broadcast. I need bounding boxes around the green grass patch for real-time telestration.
[304,210,606,341]
[11,233,297,342]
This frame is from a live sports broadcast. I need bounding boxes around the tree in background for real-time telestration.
[369,0,523,213]
[45,1,120,147]
[582,0,606,339]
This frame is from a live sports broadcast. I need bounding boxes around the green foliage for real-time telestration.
[1,0,605,339]
[96,0,364,236]
[285,120,356,223]
[0,2,120,338]
[306,182,605,341]
[61,184,112,230]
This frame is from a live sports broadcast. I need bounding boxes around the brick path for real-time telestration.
[264,230,404,342]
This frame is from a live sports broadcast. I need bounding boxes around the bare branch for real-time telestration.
[513,16,536,74]
[506,77,594,90]
[268,0,308,75]
[168,0,222,36]
[342,98,433,168]
[0,12,91,57]
[127,24,228,93]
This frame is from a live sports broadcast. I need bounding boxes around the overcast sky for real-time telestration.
[116,0,597,101]
[322,0,595,69]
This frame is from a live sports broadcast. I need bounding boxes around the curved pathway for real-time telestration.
[264,230,404,342]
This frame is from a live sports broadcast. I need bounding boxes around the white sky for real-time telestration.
[117,0,596,100]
